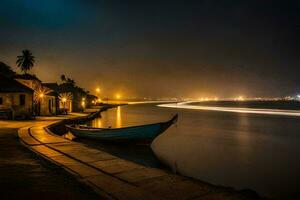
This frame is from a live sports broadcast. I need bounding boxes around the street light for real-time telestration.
[81,98,86,110]
[96,88,101,102]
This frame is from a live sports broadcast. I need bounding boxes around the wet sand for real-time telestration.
[0,127,101,200]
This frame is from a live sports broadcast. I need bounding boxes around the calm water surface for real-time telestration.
[83,103,300,199]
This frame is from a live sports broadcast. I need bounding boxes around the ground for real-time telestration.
[0,121,101,200]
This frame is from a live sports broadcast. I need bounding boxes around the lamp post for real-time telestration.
[96,88,100,97]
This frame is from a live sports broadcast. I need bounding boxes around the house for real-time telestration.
[14,74,57,116]
[60,83,86,112]
[0,74,33,119]
[43,82,75,113]
[42,83,60,113]
[0,61,16,78]
[45,82,88,113]
[43,83,67,113]
[86,94,98,108]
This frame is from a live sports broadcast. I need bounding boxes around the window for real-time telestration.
[20,94,25,105]
[0,97,3,105]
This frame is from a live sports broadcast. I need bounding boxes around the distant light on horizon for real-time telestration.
[197,97,219,102]
[158,102,300,117]
[235,96,244,101]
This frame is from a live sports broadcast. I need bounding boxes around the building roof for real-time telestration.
[0,62,16,78]
[0,74,33,93]
[87,94,98,99]
[14,73,41,82]
[43,83,59,91]
[56,83,87,95]
[46,91,58,97]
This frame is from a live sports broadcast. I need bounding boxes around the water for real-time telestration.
[83,103,300,199]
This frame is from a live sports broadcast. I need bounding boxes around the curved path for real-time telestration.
[0,120,99,200]
[18,118,262,200]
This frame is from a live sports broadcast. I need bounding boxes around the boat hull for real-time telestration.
[66,114,178,142]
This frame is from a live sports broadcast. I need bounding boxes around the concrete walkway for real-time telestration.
[18,119,262,200]
[0,121,100,200]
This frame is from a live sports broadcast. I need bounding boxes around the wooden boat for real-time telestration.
[66,114,178,142]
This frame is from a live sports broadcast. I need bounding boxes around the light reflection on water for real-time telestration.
[81,105,171,169]
[116,106,122,128]
[84,104,300,199]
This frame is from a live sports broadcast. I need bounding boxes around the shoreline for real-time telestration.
[0,105,264,199]
[158,102,300,117]
[43,107,264,199]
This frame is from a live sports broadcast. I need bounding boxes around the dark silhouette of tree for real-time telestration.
[60,74,66,82]
[0,61,15,78]
[16,49,35,74]
[60,74,76,85]
[66,78,76,86]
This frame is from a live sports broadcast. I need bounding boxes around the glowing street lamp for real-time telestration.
[39,93,44,98]
[81,98,86,110]
[58,93,73,114]
[95,88,101,101]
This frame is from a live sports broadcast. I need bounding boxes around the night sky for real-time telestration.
[0,0,299,98]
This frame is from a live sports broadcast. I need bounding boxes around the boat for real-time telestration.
[66,114,178,142]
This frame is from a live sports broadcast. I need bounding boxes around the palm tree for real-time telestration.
[16,49,35,74]
[60,74,66,82]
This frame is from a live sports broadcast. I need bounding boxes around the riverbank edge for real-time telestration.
[17,106,264,200]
